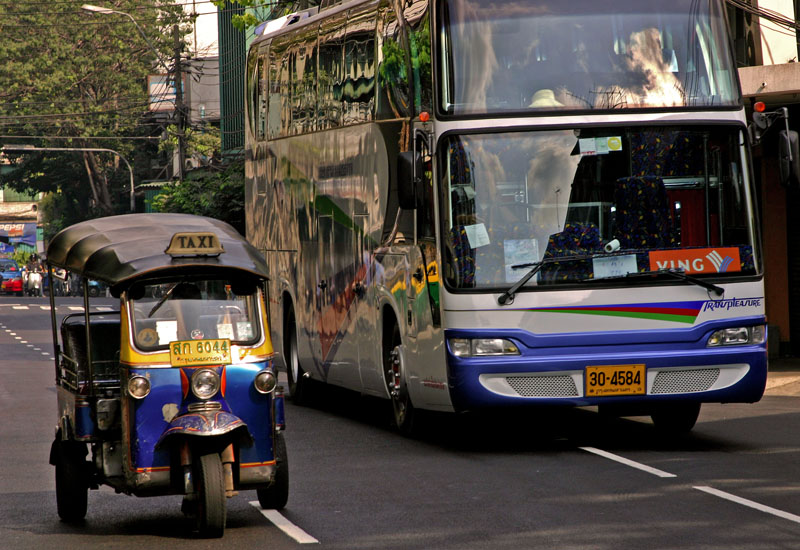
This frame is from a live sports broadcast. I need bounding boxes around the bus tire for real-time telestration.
[54,440,88,523]
[195,451,226,538]
[383,322,417,436]
[257,432,289,510]
[651,402,701,434]
[285,309,310,405]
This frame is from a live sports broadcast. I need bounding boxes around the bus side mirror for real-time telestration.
[397,151,421,209]
[779,130,800,187]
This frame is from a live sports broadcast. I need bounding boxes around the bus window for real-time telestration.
[438,0,738,115]
[378,0,431,120]
[292,27,318,134]
[319,13,346,130]
[343,8,377,125]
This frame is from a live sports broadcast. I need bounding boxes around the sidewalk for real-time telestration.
[766,357,800,396]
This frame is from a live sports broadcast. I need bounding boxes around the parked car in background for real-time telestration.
[0,259,23,296]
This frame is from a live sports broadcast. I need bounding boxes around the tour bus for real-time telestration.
[245,0,774,434]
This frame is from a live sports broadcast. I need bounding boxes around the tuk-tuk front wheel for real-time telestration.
[194,452,226,538]
[256,432,289,509]
[54,440,88,522]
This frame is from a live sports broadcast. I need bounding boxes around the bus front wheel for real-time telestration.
[651,402,701,434]
[383,323,417,436]
[285,310,310,405]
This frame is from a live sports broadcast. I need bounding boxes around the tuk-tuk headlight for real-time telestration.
[128,375,151,399]
[254,370,277,394]
[191,369,220,400]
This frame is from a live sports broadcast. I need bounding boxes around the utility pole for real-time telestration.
[173,24,186,181]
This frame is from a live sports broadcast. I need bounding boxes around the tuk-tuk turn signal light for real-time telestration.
[128,375,151,399]
[254,370,277,394]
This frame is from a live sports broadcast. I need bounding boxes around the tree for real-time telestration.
[150,160,246,234]
[0,1,192,222]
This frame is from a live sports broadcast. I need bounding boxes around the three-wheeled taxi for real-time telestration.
[46,214,287,537]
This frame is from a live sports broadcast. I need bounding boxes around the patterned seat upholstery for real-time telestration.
[614,176,675,250]
[448,225,475,287]
[540,222,604,282]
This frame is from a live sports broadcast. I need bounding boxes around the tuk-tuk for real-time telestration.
[46,214,287,537]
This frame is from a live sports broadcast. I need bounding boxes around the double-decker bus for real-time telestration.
[245,0,769,434]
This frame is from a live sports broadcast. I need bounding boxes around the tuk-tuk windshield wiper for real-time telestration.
[583,268,724,296]
[148,282,179,317]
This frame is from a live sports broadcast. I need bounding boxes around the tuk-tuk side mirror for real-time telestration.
[779,130,800,187]
[397,151,422,210]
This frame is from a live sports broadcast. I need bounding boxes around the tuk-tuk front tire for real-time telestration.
[195,452,226,538]
[256,432,289,510]
[54,440,88,522]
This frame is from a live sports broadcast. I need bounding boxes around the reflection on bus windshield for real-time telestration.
[439,0,737,114]
[442,127,757,289]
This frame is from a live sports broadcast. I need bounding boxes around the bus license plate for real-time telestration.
[169,339,232,367]
[585,364,645,397]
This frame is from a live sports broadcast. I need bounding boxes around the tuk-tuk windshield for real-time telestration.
[129,279,261,351]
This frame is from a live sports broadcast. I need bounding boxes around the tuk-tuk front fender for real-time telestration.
[155,410,253,450]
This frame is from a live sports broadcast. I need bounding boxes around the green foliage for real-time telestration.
[159,123,221,161]
[11,249,32,267]
[150,160,246,234]
[0,1,192,227]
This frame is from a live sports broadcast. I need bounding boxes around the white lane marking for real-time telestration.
[9,332,16,336]
[40,306,51,310]
[19,340,27,344]
[41,352,49,356]
[249,502,319,544]
[96,306,113,312]
[694,486,800,524]
[68,306,84,311]
[579,447,677,478]
[14,337,21,340]
[12,306,29,310]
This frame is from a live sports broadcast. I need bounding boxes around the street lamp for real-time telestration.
[81,4,172,73]
[81,4,186,181]
[1,145,136,212]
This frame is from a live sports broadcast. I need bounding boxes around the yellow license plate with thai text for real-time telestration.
[585,364,645,397]
[169,339,232,367]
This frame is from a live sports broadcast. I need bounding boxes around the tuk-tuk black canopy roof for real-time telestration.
[46,214,268,289]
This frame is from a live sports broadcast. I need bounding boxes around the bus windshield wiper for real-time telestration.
[584,268,724,296]
[497,253,597,305]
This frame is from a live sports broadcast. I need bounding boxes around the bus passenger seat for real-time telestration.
[448,225,476,286]
[613,176,675,249]
[540,222,603,282]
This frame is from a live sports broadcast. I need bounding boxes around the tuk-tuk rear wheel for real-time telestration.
[195,452,226,538]
[256,432,289,510]
[54,441,88,522]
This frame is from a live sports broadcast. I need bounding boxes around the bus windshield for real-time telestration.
[441,126,759,290]
[438,0,739,115]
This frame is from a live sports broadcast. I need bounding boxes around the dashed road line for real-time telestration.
[249,503,319,544]
[694,486,800,524]
[579,447,677,478]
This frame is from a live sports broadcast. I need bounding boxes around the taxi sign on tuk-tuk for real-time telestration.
[44,214,286,538]
[165,232,225,257]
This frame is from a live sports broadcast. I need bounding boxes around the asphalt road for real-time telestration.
[2,297,800,549]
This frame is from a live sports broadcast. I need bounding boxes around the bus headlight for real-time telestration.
[191,369,220,399]
[449,338,520,357]
[128,375,151,399]
[707,325,766,347]
[254,370,277,394]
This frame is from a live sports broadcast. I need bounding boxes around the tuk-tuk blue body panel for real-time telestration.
[124,361,277,474]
